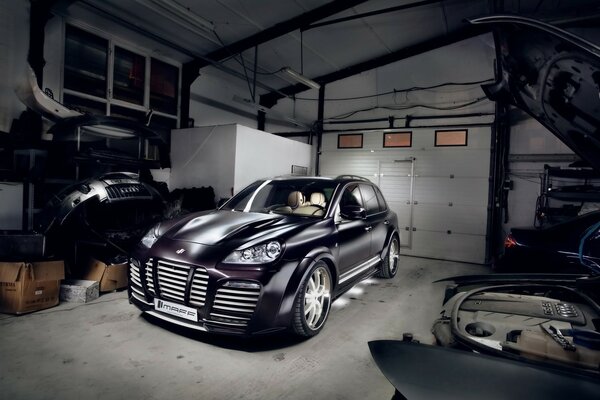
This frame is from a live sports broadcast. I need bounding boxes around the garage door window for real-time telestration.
[435,130,468,146]
[338,134,363,149]
[383,132,412,148]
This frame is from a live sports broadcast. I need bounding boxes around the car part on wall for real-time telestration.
[36,172,165,273]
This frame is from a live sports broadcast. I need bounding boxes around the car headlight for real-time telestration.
[223,241,282,264]
[141,223,161,248]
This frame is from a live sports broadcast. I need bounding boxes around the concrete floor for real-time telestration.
[0,256,487,400]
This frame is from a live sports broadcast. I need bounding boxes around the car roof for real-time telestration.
[269,175,373,185]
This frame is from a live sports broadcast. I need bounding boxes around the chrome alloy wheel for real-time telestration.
[389,238,399,274]
[303,266,331,330]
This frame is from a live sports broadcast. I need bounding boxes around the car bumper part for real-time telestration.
[128,256,298,335]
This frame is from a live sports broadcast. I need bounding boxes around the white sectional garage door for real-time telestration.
[320,127,491,264]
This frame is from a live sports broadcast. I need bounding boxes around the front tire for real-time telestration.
[291,261,332,337]
[377,236,399,279]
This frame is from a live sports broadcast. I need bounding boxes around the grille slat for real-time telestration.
[214,299,257,308]
[157,268,188,278]
[145,261,156,294]
[216,293,259,301]
[159,280,186,291]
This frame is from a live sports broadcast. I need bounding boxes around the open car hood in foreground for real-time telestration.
[472,15,600,171]
[369,340,600,400]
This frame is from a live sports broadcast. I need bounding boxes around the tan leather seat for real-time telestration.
[287,191,305,209]
[293,192,326,217]
[308,192,326,207]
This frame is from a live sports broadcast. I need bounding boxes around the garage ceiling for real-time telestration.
[55,0,600,102]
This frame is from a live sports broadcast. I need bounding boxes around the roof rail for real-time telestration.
[335,175,370,182]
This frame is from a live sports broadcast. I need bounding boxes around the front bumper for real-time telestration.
[128,256,300,335]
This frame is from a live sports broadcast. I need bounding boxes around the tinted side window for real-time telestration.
[359,184,379,215]
[374,186,387,212]
[339,184,364,209]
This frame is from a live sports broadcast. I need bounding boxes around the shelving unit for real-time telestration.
[536,165,600,227]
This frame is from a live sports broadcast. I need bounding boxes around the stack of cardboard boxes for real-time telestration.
[0,258,128,314]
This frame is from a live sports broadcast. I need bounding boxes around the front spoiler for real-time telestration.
[129,292,286,336]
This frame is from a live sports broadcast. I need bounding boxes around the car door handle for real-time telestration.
[384,220,390,225]
[365,226,373,232]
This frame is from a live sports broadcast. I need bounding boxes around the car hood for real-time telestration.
[369,340,600,400]
[472,15,600,171]
[162,210,317,246]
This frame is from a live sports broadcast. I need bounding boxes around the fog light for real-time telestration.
[223,281,261,289]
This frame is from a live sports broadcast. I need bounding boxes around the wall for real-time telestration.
[189,68,308,134]
[0,0,29,133]
[270,34,496,135]
[503,114,580,232]
[233,125,312,192]
[169,125,236,200]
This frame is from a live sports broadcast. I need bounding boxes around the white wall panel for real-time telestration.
[170,125,236,199]
[234,125,312,192]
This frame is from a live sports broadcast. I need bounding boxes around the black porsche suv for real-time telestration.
[129,175,399,337]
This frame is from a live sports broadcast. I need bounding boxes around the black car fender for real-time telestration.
[381,228,400,258]
[274,248,337,327]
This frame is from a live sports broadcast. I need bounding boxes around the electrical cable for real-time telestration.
[325,97,489,121]
[296,79,494,101]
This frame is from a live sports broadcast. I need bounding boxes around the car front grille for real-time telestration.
[140,258,209,307]
[210,286,261,326]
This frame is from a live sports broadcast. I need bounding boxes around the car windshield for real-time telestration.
[222,179,338,217]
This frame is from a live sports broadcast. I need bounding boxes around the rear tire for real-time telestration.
[291,261,332,337]
[377,236,399,279]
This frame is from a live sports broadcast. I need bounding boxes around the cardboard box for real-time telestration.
[82,258,128,292]
[0,260,65,314]
[60,279,99,303]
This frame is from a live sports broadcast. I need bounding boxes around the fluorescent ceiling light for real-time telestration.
[280,67,321,90]
[146,0,215,32]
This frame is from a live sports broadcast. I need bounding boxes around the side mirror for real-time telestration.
[340,205,366,220]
